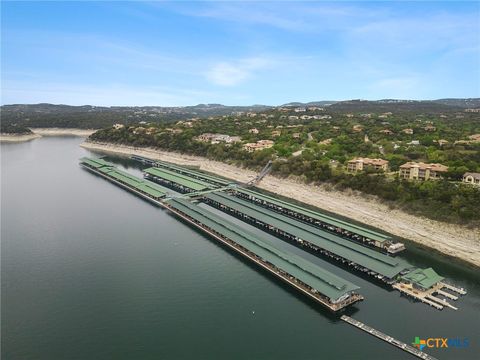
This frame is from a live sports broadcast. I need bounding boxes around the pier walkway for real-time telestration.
[341,315,438,360]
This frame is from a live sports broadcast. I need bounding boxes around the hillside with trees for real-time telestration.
[1,99,478,129]
[89,104,480,226]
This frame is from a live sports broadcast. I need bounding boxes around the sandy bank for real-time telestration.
[81,141,480,268]
[30,128,97,137]
[0,133,42,142]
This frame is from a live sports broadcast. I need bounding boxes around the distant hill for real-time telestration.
[432,98,480,108]
[0,103,272,129]
[281,98,480,112]
[281,101,338,107]
[327,99,473,113]
[1,98,477,129]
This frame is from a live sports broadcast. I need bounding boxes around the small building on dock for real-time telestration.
[400,268,444,291]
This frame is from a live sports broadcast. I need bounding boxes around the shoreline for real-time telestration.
[80,140,480,268]
[0,133,41,142]
[1,128,97,143]
[30,128,97,137]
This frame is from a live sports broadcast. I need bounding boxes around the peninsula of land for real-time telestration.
[0,128,97,142]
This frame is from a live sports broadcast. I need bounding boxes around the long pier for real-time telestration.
[341,315,438,360]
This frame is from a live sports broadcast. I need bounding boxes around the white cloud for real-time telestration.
[205,57,270,86]
[206,63,250,86]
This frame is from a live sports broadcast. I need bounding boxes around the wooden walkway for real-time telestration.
[341,315,438,360]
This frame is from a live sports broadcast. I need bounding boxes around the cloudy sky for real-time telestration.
[2,1,479,106]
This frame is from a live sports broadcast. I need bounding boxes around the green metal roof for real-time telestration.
[401,268,444,290]
[205,192,411,279]
[81,157,168,199]
[80,157,115,169]
[165,197,360,301]
[144,167,212,191]
[237,188,392,243]
[153,160,232,186]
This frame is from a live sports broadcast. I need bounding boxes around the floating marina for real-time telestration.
[80,156,466,311]
[132,155,405,253]
[233,188,406,254]
[80,157,363,311]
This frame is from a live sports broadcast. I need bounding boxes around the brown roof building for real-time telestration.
[399,162,448,181]
[347,158,389,172]
[243,140,274,152]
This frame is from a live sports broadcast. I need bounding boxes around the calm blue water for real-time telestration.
[2,136,479,359]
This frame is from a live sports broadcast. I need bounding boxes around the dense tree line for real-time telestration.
[0,123,33,134]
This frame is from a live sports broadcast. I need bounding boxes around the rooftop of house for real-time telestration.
[399,162,448,172]
[463,172,480,180]
[348,157,389,166]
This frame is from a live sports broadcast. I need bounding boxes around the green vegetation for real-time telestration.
[0,123,33,134]
[89,106,480,225]
[0,103,270,129]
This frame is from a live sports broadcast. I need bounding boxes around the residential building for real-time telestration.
[313,115,332,120]
[196,133,240,144]
[352,124,363,132]
[271,130,281,137]
[112,123,124,130]
[292,132,301,138]
[402,128,414,135]
[462,172,480,186]
[249,128,259,134]
[469,134,480,142]
[399,162,448,180]
[243,140,274,152]
[379,129,393,135]
[146,127,157,135]
[347,158,389,172]
[465,108,480,113]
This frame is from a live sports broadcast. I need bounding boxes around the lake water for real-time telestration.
[2,136,479,359]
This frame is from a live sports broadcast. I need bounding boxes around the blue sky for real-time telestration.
[1,1,479,106]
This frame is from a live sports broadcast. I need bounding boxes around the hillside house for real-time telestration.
[399,162,448,181]
[347,158,389,172]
